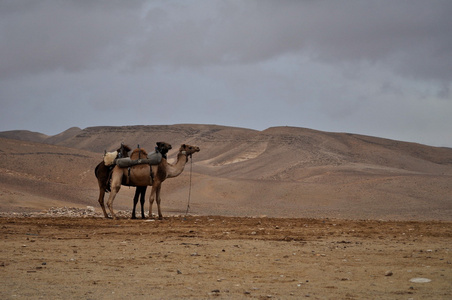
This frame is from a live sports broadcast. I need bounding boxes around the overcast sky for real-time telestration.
[1,1,451,147]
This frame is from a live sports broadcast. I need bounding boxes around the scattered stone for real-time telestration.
[0,207,165,219]
[385,271,393,276]
[410,278,431,283]
[341,277,350,281]
[211,289,220,293]
[177,270,182,274]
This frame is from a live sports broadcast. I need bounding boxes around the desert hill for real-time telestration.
[1,124,451,220]
[0,130,49,143]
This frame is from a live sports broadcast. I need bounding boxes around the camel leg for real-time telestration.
[107,184,120,220]
[149,186,155,219]
[107,169,123,220]
[97,188,109,218]
[95,163,110,219]
[131,187,141,219]
[139,186,147,219]
[155,185,163,220]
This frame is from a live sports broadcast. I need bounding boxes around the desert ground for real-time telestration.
[1,125,451,299]
[1,214,451,299]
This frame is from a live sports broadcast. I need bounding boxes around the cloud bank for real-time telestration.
[1,0,451,146]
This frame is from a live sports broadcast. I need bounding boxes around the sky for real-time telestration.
[1,1,451,147]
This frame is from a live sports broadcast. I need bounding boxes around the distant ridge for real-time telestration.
[1,124,451,220]
[43,127,82,145]
[0,130,48,143]
[1,124,451,176]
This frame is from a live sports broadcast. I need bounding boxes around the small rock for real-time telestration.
[177,270,182,274]
[385,271,393,276]
[211,289,220,293]
[410,278,431,283]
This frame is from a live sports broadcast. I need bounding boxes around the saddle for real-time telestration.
[104,148,163,167]
[119,146,164,186]
[104,145,166,187]
[114,152,162,167]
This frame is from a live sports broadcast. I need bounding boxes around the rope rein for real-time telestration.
[185,154,193,216]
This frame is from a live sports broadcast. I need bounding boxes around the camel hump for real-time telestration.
[130,148,148,159]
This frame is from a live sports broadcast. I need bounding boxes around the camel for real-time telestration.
[94,142,172,219]
[129,143,172,219]
[94,143,131,218]
[107,144,200,220]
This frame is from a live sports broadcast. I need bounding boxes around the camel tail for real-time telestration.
[95,163,101,175]
[106,171,113,193]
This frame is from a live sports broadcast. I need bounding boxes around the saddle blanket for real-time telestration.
[114,151,162,168]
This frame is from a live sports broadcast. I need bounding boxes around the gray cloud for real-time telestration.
[132,1,452,82]
[0,1,143,78]
[2,0,451,81]
[0,0,451,147]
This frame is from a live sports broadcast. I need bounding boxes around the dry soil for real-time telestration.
[1,215,451,299]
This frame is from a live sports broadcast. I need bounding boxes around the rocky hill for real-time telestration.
[1,124,451,220]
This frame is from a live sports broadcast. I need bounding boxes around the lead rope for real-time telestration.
[185,154,193,216]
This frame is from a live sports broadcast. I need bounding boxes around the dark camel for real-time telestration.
[94,143,131,218]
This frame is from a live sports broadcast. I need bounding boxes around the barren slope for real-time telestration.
[1,125,451,220]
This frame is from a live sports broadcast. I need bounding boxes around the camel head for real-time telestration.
[156,141,172,157]
[179,144,200,160]
[116,143,131,158]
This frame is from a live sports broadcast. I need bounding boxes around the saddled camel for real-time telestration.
[107,144,200,219]
[129,143,172,219]
[94,142,172,219]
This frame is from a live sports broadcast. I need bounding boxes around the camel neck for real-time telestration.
[166,152,188,178]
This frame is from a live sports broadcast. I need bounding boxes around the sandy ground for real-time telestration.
[1,215,451,299]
